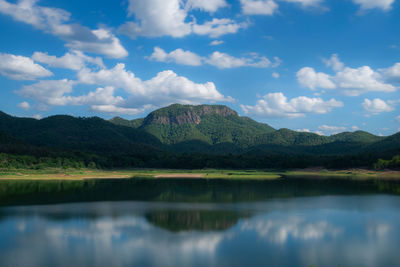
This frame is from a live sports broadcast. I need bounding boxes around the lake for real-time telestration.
[1,178,400,267]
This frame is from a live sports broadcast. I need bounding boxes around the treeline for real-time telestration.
[374,155,400,170]
[0,153,98,170]
[0,151,392,170]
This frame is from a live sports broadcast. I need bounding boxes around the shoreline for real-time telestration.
[0,168,399,181]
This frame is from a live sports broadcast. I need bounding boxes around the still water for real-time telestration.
[1,178,400,267]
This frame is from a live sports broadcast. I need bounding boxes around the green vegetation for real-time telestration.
[0,168,398,181]
[374,155,400,170]
[0,104,399,170]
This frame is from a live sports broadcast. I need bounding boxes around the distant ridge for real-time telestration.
[0,104,398,169]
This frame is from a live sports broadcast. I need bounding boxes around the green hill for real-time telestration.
[110,104,275,148]
[0,104,398,169]
[0,112,163,156]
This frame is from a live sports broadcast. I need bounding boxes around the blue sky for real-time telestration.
[0,0,399,136]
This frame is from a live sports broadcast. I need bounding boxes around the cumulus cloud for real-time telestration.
[297,67,336,90]
[0,53,52,80]
[206,51,272,68]
[352,0,395,11]
[192,18,247,38]
[281,0,323,7]
[17,101,30,110]
[272,72,280,78]
[32,50,104,70]
[335,66,395,96]
[318,125,347,135]
[298,54,397,96]
[322,54,344,72]
[90,105,152,116]
[240,0,279,15]
[0,0,127,58]
[362,98,394,114]
[185,0,228,12]
[210,40,224,46]
[19,64,233,115]
[17,79,74,106]
[296,128,310,132]
[149,47,203,66]
[396,115,400,123]
[13,63,233,115]
[380,62,400,81]
[148,47,277,69]
[119,0,245,38]
[241,92,343,118]
[17,78,150,115]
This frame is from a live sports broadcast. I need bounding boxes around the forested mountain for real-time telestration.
[0,111,163,155]
[0,104,398,169]
[111,104,275,147]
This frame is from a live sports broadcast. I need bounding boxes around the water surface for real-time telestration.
[1,178,400,267]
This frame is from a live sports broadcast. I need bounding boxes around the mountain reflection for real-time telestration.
[145,210,248,232]
[1,196,400,267]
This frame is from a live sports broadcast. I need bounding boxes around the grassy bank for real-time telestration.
[0,168,399,180]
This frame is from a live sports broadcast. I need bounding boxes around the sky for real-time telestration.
[0,0,399,136]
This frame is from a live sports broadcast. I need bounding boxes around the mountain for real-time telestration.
[0,104,397,169]
[248,129,385,155]
[110,104,275,148]
[0,112,162,156]
[109,116,144,129]
[328,131,383,143]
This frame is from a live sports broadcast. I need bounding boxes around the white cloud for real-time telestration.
[298,54,397,96]
[192,18,246,38]
[362,98,394,114]
[380,62,400,81]
[322,54,344,72]
[66,86,123,106]
[210,40,224,46]
[76,64,233,113]
[351,125,360,131]
[32,114,42,120]
[272,56,282,67]
[318,125,347,134]
[119,0,245,38]
[185,0,228,12]
[17,79,74,105]
[17,64,233,115]
[121,0,191,38]
[396,115,400,123]
[78,64,144,95]
[281,0,323,7]
[241,92,343,118]
[149,47,203,66]
[240,0,279,15]
[352,0,395,11]
[0,0,127,58]
[297,67,336,90]
[65,28,128,59]
[335,66,395,96]
[272,72,280,78]
[148,47,275,69]
[32,50,104,70]
[17,101,30,110]
[296,128,310,132]
[0,53,52,80]
[90,105,152,116]
[206,51,271,68]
